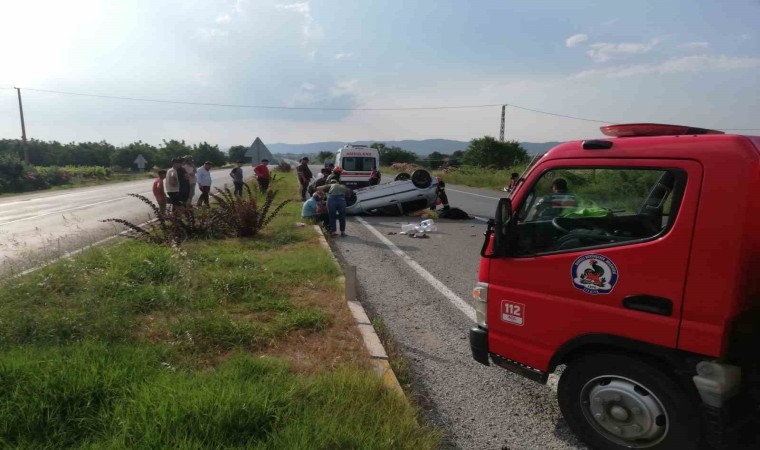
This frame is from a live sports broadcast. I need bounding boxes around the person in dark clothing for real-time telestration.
[230,161,244,196]
[297,157,313,201]
[431,176,450,211]
[535,178,577,219]
[369,166,381,186]
[176,157,190,204]
[504,172,519,192]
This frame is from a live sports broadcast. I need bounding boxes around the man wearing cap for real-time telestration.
[196,161,213,207]
[296,157,313,201]
[253,158,271,193]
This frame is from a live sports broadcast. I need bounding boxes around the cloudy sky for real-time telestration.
[1,0,758,147]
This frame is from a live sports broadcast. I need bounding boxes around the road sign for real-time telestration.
[134,154,148,172]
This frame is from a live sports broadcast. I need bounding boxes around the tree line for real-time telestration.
[0,139,230,170]
[313,136,530,170]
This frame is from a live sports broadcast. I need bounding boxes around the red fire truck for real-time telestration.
[470,124,759,449]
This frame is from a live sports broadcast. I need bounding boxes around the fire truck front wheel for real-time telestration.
[558,353,700,450]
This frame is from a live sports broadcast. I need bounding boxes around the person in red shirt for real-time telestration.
[153,170,167,215]
[253,158,271,193]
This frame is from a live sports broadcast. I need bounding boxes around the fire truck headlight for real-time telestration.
[472,282,488,328]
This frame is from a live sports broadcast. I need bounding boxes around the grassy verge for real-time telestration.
[0,174,439,449]
[382,165,528,191]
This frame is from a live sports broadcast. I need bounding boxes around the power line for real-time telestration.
[12,86,760,130]
[20,87,505,111]
[508,104,615,124]
[19,86,616,123]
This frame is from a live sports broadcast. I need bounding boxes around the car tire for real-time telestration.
[394,173,411,181]
[411,170,432,188]
[557,353,701,450]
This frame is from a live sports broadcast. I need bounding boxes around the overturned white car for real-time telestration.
[345,169,438,215]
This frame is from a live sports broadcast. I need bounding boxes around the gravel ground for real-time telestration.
[331,214,585,450]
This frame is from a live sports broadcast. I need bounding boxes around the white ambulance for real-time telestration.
[334,144,380,188]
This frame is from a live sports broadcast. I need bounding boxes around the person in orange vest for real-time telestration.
[253,158,271,193]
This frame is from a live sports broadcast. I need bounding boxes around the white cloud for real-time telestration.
[301,82,315,90]
[329,79,358,97]
[334,52,352,60]
[600,19,618,27]
[215,14,231,24]
[680,41,709,49]
[198,28,229,39]
[565,34,588,48]
[276,1,322,45]
[586,39,659,62]
[574,54,760,78]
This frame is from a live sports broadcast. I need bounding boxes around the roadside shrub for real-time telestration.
[274,161,292,172]
[212,183,290,238]
[102,194,225,246]
[0,153,32,193]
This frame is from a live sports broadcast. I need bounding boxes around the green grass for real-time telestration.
[0,173,440,449]
[0,343,432,449]
[382,164,528,191]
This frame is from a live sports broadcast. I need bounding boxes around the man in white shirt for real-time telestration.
[196,161,212,207]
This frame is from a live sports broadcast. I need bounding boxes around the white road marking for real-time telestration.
[0,194,148,226]
[356,217,476,322]
[472,216,490,222]
[447,188,502,200]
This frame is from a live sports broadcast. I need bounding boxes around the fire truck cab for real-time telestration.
[470,124,759,449]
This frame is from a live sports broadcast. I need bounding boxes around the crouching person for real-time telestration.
[302,192,329,229]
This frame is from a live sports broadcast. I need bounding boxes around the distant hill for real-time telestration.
[267,139,560,157]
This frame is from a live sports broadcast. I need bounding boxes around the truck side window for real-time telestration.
[512,168,686,255]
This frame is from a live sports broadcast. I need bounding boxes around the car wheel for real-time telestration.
[557,353,700,450]
[394,172,411,181]
[411,170,432,188]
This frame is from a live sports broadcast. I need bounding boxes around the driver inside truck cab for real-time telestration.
[534,178,577,219]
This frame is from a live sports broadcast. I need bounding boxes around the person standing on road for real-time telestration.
[369,166,381,186]
[318,169,349,237]
[153,170,168,215]
[253,158,271,193]
[196,161,212,207]
[297,157,313,201]
[183,156,197,206]
[230,161,244,196]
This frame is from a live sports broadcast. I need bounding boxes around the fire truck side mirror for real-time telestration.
[492,198,513,256]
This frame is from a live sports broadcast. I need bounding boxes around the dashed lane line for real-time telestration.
[356,216,476,323]
[446,188,502,200]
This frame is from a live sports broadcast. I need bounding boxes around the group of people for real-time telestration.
[152,156,214,214]
[300,158,349,237]
[229,158,271,196]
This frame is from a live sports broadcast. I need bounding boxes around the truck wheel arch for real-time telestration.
[549,334,702,397]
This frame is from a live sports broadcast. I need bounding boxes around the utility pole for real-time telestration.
[499,104,506,142]
[15,87,29,163]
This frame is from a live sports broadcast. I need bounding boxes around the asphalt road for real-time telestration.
[0,167,251,273]
[330,184,586,449]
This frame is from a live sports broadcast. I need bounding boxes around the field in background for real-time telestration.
[0,175,439,449]
[383,164,528,191]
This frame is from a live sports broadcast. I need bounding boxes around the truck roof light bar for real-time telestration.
[600,123,725,138]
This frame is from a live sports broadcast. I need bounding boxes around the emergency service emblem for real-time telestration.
[571,254,618,295]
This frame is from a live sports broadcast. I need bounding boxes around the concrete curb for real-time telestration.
[313,225,405,396]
